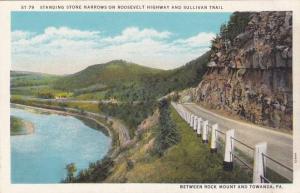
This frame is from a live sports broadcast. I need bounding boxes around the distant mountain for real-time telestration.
[52,53,210,101]
[53,60,164,90]
[11,52,210,101]
[11,71,60,88]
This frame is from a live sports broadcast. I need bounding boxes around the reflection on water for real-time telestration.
[11,107,111,184]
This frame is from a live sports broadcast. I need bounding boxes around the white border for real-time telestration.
[0,1,300,193]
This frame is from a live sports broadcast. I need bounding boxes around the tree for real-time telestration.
[224,12,251,41]
[154,99,180,156]
[171,91,180,102]
[64,163,77,183]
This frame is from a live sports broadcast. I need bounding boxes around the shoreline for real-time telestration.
[11,103,118,157]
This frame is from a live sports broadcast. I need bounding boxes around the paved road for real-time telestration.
[172,102,293,181]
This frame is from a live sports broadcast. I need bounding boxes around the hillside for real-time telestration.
[10,11,293,184]
[11,71,61,97]
[51,55,209,101]
[11,71,59,88]
[106,106,250,183]
[53,60,163,90]
[192,12,292,130]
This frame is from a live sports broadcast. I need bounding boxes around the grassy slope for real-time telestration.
[106,106,251,183]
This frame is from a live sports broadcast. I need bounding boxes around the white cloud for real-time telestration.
[44,27,100,38]
[174,32,215,48]
[12,30,34,41]
[12,26,215,74]
[103,27,172,43]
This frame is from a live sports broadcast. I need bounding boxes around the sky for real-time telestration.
[11,12,231,75]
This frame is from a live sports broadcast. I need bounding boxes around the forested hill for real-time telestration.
[11,71,59,88]
[53,60,163,90]
[51,53,210,101]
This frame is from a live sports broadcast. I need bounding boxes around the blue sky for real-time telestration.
[12,12,231,74]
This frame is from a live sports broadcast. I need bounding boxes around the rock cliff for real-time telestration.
[194,12,292,129]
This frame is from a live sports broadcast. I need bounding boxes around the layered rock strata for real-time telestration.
[195,12,292,129]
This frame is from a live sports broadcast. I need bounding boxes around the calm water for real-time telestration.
[11,107,111,184]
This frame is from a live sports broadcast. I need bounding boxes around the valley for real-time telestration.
[10,11,293,183]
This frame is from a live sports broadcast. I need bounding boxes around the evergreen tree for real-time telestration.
[225,12,251,41]
[154,99,180,156]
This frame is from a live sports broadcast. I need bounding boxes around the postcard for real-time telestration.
[0,0,299,193]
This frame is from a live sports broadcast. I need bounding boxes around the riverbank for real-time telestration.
[11,115,35,135]
[11,103,121,158]
[11,102,255,183]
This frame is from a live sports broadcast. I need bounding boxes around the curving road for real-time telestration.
[172,102,293,181]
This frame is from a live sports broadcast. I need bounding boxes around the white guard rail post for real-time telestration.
[210,124,218,153]
[190,114,194,128]
[202,120,209,144]
[253,142,267,183]
[223,129,235,171]
[197,117,202,137]
[193,115,198,132]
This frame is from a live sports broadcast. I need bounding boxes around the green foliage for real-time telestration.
[10,71,59,87]
[219,12,251,41]
[11,54,209,101]
[99,101,157,138]
[66,157,114,183]
[107,106,252,183]
[55,92,73,98]
[63,163,77,183]
[50,55,209,101]
[53,60,162,91]
[170,91,180,102]
[37,91,55,99]
[153,99,180,156]
[10,71,66,98]
[10,116,23,134]
[11,95,34,106]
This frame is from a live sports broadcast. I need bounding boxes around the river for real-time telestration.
[11,107,111,184]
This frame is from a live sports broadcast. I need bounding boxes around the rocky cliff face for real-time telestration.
[194,12,292,129]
